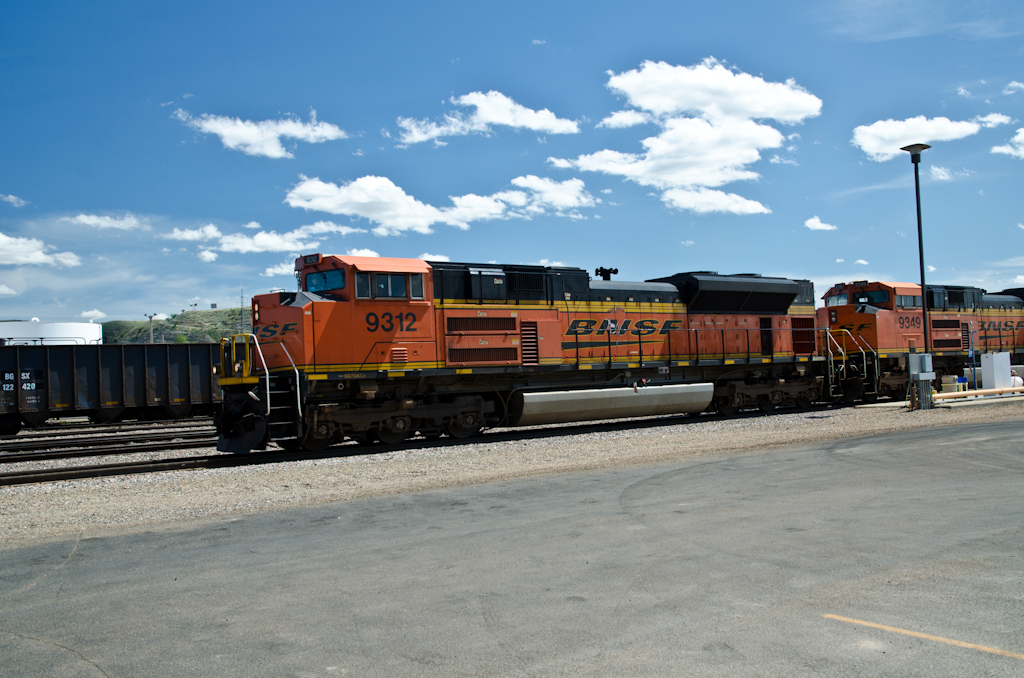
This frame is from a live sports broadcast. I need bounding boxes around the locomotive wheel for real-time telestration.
[716,397,739,417]
[794,397,812,410]
[757,395,775,413]
[445,412,482,439]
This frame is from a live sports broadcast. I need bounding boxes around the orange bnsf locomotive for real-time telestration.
[214,254,825,452]
[819,280,1024,399]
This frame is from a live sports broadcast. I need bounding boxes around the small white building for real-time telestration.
[0,320,103,345]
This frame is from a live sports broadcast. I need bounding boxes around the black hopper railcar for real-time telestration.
[0,343,221,435]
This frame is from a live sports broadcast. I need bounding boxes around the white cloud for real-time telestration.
[285,174,597,235]
[992,128,1024,159]
[930,166,974,181]
[1004,81,1024,95]
[769,155,798,165]
[197,249,218,262]
[346,248,379,257]
[975,113,1011,128]
[851,115,1008,161]
[603,58,822,123]
[79,309,106,319]
[174,108,347,159]
[596,110,650,129]
[1,194,27,207]
[0,284,17,295]
[805,216,837,231]
[532,39,546,45]
[163,224,222,241]
[60,212,147,230]
[1019,223,1024,230]
[927,265,937,272]
[855,259,869,265]
[242,221,262,229]
[957,86,972,98]
[260,261,295,277]
[661,187,770,215]
[395,91,578,145]
[0,232,81,267]
[681,240,695,246]
[836,258,845,263]
[153,313,170,321]
[537,258,564,266]
[420,252,450,261]
[551,58,820,215]
[600,188,613,194]
[217,220,366,253]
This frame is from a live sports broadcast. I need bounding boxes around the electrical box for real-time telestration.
[982,352,1011,390]
[908,353,932,376]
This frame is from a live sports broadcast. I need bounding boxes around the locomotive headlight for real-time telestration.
[212,365,220,376]
[234,362,242,374]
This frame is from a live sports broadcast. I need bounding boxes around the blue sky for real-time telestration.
[1,0,1023,322]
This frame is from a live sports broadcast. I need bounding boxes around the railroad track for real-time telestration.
[1,418,214,440]
[0,429,217,455]
[0,406,826,487]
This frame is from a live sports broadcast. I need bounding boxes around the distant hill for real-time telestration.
[102,307,253,344]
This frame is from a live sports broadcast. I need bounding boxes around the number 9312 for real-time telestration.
[366,312,417,332]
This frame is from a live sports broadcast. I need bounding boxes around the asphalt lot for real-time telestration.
[1,420,1022,677]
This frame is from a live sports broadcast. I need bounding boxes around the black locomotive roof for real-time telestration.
[995,287,1024,302]
[646,272,801,314]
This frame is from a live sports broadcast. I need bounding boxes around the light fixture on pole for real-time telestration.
[900,143,931,353]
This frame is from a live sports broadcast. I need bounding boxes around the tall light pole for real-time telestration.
[901,143,931,353]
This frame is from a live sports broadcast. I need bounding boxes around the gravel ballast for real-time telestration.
[2,402,1022,547]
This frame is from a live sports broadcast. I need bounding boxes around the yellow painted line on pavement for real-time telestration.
[824,614,1024,660]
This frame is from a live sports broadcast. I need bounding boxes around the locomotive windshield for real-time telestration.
[826,293,848,307]
[306,269,345,293]
[853,290,889,305]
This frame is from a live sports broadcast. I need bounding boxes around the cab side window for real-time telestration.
[409,273,424,299]
[354,272,420,299]
[374,273,407,298]
[355,272,371,298]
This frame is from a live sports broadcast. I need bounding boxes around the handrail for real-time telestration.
[835,329,868,377]
[277,342,302,421]
[234,334,271,416]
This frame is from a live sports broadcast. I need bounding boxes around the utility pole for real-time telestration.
[144,313,157,344]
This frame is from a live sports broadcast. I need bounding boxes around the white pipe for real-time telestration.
[932,386,1024,401]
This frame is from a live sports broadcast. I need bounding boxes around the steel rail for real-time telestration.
[2,418,215,440]
[0,429,216,453]
[0,437,219,464]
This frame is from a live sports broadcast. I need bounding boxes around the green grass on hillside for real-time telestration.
[102,307,253,344]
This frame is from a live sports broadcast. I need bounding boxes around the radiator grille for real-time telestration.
[447,317,517,333]
[791,317,815,354]
[933,339,961,349]
[962,322,970,350]
[931,319,960,329]
[448,347,518,363]
[390,347,408,363]
[520,322,539,365]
